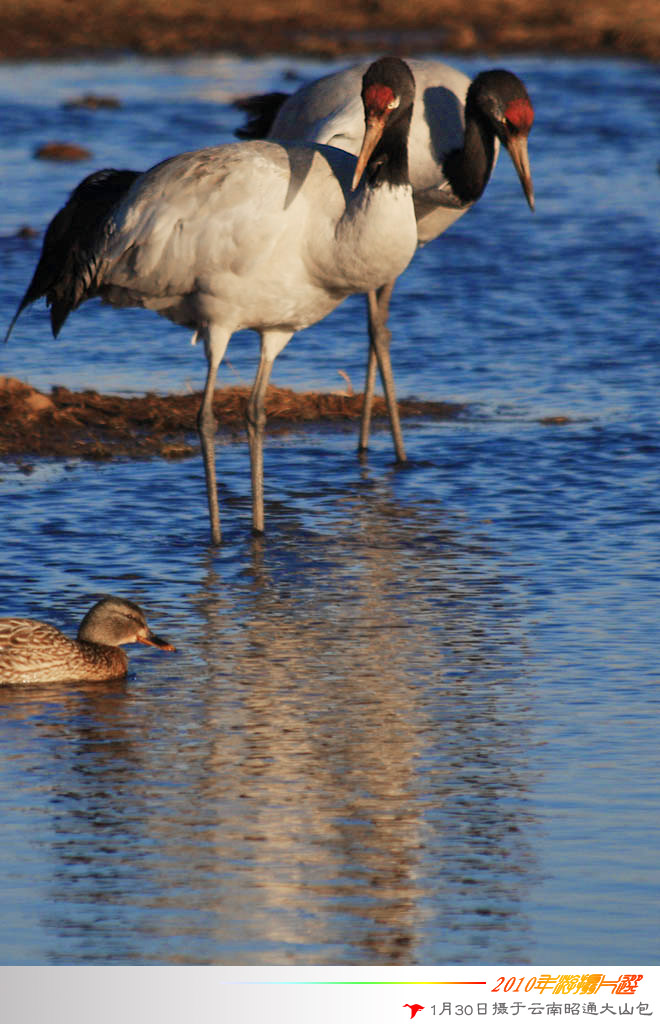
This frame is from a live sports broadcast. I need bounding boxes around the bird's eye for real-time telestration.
[387,96,400,110]
[505,117,518,134]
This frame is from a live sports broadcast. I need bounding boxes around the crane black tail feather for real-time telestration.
[233,92,290,140]
[5,167,140,343]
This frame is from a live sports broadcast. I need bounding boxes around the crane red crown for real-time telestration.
[363,83,396,116]
[505,97,534,132]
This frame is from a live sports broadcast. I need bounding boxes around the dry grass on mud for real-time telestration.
[0,0,657,61]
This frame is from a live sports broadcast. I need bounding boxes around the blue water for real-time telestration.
[0,52,658,965]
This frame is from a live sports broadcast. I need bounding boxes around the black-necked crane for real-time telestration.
[238,60,535,461]
[6,57,418,545]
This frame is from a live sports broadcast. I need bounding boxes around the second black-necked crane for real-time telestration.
[6,57,418,545]
[238,59,535,461]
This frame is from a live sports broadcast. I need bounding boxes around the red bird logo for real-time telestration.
[403,1005,425,1019]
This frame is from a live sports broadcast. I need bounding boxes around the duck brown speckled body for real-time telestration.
[0,596,175,684]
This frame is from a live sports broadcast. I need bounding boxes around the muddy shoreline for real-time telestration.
[0,0,658,63]
[0,377,463,463]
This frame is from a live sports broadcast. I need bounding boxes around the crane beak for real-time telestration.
[505,134,535,212]
[138,630,176,652]
[352,114,385,191]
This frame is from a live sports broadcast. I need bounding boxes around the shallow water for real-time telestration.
[0,53,658,965]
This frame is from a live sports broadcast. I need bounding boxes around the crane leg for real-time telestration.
[246,331,293,535]
[358,337,378,454]
[198,328,230,546]
[359,280,406,462]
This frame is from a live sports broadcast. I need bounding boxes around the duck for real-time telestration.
[0,596,175,684]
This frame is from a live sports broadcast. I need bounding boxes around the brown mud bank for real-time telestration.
[0,376,462,463]
[0,0,658,63]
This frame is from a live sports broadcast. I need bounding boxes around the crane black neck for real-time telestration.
[443,97,497,205]
[363,107,413,191]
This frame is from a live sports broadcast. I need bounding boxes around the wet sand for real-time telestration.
[0,0,658,62]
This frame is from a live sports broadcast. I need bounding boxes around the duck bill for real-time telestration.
[506,134,535,211]
[139,631,176,652]
[351,115,385,191]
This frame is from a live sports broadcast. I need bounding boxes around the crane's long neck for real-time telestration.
[443,109,496,206]
[331,112,417,296]
[363,107,412,190]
